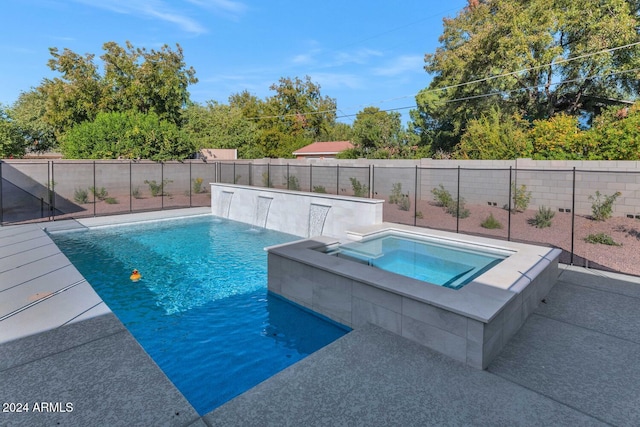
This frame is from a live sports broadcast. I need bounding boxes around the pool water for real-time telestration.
[333,234,507,289]
[51,216,348,415]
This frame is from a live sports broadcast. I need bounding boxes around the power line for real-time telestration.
[243,42,640,122]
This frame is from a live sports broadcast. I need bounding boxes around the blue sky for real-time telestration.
[1,0,467,125]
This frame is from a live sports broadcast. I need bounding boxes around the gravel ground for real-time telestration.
[383,200,640,277]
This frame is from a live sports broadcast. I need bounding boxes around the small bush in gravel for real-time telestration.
[511,183,531,213]
[432,184,453,207]
[74,188,89,204]
[398,195,411,211]
[313,185,327,193]
[389,183,403,204]
[481,213,502,229]
[531,205,555,228]
[584,233,621,246]
[589,190,621,221]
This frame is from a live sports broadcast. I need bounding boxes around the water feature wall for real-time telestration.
[218,191,234,218]
[210,184,384,239]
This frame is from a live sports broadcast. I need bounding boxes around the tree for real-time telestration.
[11,90,57,152]
[455,107,532,159]
[182,102,258,158]
[39,41,197,138]
[352,107,404,157]
[60,110,194,161]
[0,105,28,158]
[229,77,337,158]
[415,0,640,152]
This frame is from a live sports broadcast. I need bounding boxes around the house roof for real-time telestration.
[293,141,354,156]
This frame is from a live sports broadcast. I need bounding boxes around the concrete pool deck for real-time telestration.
[1,208,640,425]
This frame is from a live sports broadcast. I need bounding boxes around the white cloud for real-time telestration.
[372,55,424,76]
[185,0,247,15]
[70,0,247,34]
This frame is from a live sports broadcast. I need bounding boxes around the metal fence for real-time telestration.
[2,160,639,277]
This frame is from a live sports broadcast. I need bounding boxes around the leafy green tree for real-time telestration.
[352,107,405,157]
[61,110,194,160]
[528,114,584,159]
[40,47,105,137]
[415,0,640,152]
[456,107,532,159]
[229,76,336,158]
[583,103,640,160]
[101,41,197,125]
[10,90,57,152]
[182,102,258,158]
[40,41,197,139]
[0,105,28,158]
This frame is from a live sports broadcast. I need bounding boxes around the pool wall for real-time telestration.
[210,184,384,238]
[267,224,561,369]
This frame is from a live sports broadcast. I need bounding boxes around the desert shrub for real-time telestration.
[89,186,108,201]
[398,195,411,211]
[511,183,531,213]
[431,184,454,208]
[532,206,555,228]
[192,177,206,194]
[415,211,424,219]
[432,184,469,218]
[349,177,369,198]
[588,190,621,221]
[389,183,403,204]
[481,213,502,229]
[144,179,173,197]
[446,199,470,218]
[132,186,142,199]
[313,185,327,193]
[74,188,89,204]
[584,233,621,246]
[261,172,273,188]
[104,197,118,204]
[285,175,300,191]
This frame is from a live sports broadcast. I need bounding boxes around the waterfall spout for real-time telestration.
[308,203,331,237]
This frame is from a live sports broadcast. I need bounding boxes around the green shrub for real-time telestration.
[398,195,411,211]
[432,184,469,218]
[389,183,403,204]
[415,211,424,219]
[261,172,273,188]
[481,213,502,229]
[285,175,300,191]
[588,190,621,221]
[104,197,118,204]
[132,186,142,199]
[446,199,470,218]
[192,177,206,194]
[74,188,89,204]
[431,184,454,208]
[144,179,173,197]
[313,185,327,193]
[349,177,369,197]
[89,186,108,201]
[511,183,531,213]
[584,233,621,246]
[532,205,555,228]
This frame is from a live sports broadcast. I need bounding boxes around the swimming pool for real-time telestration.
[50,216,348,415]
[329,232,509,289]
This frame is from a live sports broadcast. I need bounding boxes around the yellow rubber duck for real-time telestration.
[130,269,142,282]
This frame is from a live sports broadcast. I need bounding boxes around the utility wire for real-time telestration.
[244,42,640,122]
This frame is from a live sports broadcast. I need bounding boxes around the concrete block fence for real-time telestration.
[3,158,639,222]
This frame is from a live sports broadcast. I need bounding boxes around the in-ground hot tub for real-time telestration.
[322,231,513,290]
[267,223,561,369]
